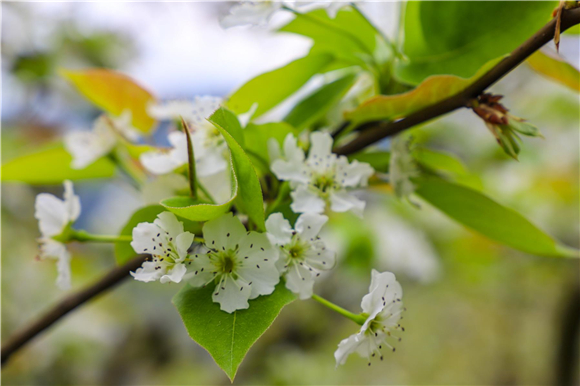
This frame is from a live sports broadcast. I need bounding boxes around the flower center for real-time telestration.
[312,173,337,193]
[214,250,237,274]
[284,236,309,262]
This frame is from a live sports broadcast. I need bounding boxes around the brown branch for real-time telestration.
[0,254,146,366]
[335,7,580,156]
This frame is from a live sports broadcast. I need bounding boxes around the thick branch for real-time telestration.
[0,255,146,366]
[335,7,580,155]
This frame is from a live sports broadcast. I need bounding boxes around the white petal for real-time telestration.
[212,275,252,313]
[237,103,258,128]
[190,95,222,127]
[187,254,217,287]
[154,211,184,239]
[329,190,366,217]
[195,145,228,177]
[175,231,195,261]
[304,243,335,271]
[160,263,187,284]
[271,159,309,184]
[148,100,196,122]
[131,222,162,254]
[110,110,141,142]
[202,213,246,251]
[285,263,315,299]
[335,156,375,188]
[290,185,325,214]
[237,232,279,299]
[307,132,333,162]
[335,333,365,367]
[295,213,328,241]
[360,270,402,318]
[220,1,281,28]
[55,245,72,290]
[283,133,305,164]
[35,193,67,237]
[63,180,81,222]
[140,151,182,175]
[265,213,293,246]
[131,261,163,283]
[198,169,232,204]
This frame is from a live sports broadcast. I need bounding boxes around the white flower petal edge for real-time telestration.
[64,115,117,170]
[220,1,283,28]
[266,212,335,299]
[270,132,374,217]
[187,213,280,313]
[130,212,195,284]
[334,270,405,366]
[34,180,81,290]
[141,96,227,177]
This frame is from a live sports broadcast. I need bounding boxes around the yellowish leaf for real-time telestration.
[61,68,157,133]
[527,50,580,92]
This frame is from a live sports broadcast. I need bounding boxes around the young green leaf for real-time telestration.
[415,177,579,258]
[279,7,378,65]
[396,1,557,85]
[284,73,357,130]
[162,108,266,231]
[348,151,391,173]
[345,58,501,125]
[527,50,580,92]
[244,122,299,164]
[2,144,115,184]
[114,205,201,264]
[413,148,482,190]
[60,68,157,133]
[226,53,334,118]
[173,283,295,381]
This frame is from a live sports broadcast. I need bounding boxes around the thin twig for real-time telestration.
[1,255,146,366]
[334,7,580,155]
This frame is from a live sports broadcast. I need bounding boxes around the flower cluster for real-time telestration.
[270,132,374,217]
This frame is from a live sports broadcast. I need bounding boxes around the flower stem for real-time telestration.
[71,230,132,243]
[108,151,146,188]
[181,117,198,200]
[311,294,366,325]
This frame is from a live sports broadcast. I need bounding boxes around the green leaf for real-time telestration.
[415,177,579,258]
[114,205,201,264]
[345,58,501,125]
[284,73,357,130]
[396,1,557,85]
[61,68,157,133]
[162,108,266,231]
[208,107,245,147]
[527,50,580,92]
[279,7,378,65]
[348,151,390,173]
[1,144,116,184]
[413,148,482,190]
[226,53,334,118]
[173,283,295,381]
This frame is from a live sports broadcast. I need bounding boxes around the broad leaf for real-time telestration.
[2,144,115,184]
[61,68,157,133]
[527,50,580,92]
[396,1,557,85]
[279,7,379,65]
[226,53,334,118]
[415,177,578,258]
[345,58,500,125]
[413,148,482,190]
[173,283,295,381]
[162,108,266,231]
[284,73,357,130]
[114,205,201,264]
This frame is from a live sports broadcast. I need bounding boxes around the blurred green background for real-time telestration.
[1,2,579,385]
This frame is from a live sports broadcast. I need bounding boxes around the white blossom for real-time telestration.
[334,270,405,366]
[266,212,335,299]
[389,135,419,199]
[64,111,139,170]
[187,213,279,313]
[34,180,81,290]
[130,212,195,284]
[271,132,374,217]
[141,97,227,177]
[220,1,283,28]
